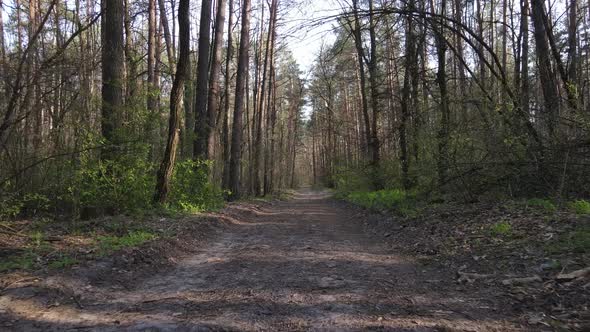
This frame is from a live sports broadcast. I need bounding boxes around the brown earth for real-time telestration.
[0,190,549,331]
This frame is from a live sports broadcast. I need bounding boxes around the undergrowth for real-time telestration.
[97,230,157,256]
[569,199,590,215]
[546,225,590,254]
[489,221,512,236]
[526,198,557,213]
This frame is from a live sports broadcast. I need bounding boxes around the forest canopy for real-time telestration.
[0,0,589,220]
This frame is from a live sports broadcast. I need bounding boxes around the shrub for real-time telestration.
[332,167,373,198]
[569,199,590,215]
[490,221,512,236]
[547,226,590,254]
[167,160,225,212]
[74,152,155,215]
[345,189,416,216]
[526,198,556,213]
[0,192,51,219]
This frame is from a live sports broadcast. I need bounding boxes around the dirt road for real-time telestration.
[0,190,530,331]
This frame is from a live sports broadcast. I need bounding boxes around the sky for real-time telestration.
[280,0,342,118]
[281,0,341,73]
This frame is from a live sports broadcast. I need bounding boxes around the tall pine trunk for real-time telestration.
[193,0,212,159]
[154,0,190,203]
[229,0,252,199]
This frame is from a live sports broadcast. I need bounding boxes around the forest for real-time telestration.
[0,0,590,330]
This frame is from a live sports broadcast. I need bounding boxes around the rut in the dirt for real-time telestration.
[1,190,529,331]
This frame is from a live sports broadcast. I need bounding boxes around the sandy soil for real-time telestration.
[0,190,535,331]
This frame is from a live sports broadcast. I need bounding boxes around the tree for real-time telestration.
[222,0,235,190]
[193,0,213,160]
[154,0,191,203]
[228,0,252,199]
[206,0,228,159]
[101,0,125,158]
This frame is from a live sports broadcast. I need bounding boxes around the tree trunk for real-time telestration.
[520,0,530,116]
[154,0,190,203]
[101,0,125,158]
[206,0,228,159]
[193,0,212,159]
[368,0,380,174]
[229,0,251,199]
[351,0,371,160]
[435,0,450,188]
[222,0,234,190]
[531,0,559,137]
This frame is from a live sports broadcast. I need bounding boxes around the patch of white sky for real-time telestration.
[280,0,340,72]
[279,0,342,118]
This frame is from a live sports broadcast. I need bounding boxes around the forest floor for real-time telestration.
[0,189,588,331]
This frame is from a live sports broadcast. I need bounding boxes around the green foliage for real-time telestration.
[0,195,24,220]
[97,230,156,255]
[48,255,79,269]
[489,221,512,236]
[332,167,373,198]
[546,226,590,254]
[74,151,155,215]
[569,199,590,215]
[526,198,556,213]
[0,252,36,272]
[0,193,51,219]
[167,160,225,212]
[345,189,416,216]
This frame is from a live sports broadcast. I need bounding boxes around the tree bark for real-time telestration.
[154,0,190,203]
[101,0,125,158]
[351,0,371,160]
[193,0,213,159]
[229,0,251,199]
[206,0,228,159]
[531,0,559,137]
[222,0,234,190]
[368,0,380,173]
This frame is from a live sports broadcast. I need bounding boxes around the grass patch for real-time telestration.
[569,199,590,215]
[0,252,36,272]
[489,221,512,236]
[546,225,590,254]
[344,189,417,216]
[48,255,79,269]
[526,198,556,213]
[97,230,157,255]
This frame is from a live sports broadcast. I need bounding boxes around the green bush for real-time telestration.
[489,221,512,236]
[0,192,51,219]
[526,198,556,213]
[569,199,590,215]
[332,167,373,198]
[547,226,590,254]
[345,189,416,216]
[167,160,225,212]
[74,153,155,215]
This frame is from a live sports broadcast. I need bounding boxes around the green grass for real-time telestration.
[97,230,157,255]
[569,199,590,215]
[0,252,36,272]
[526,198,556,213]
[489,221,512,236]
[344,189,417,216]
[48,255,79,269]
